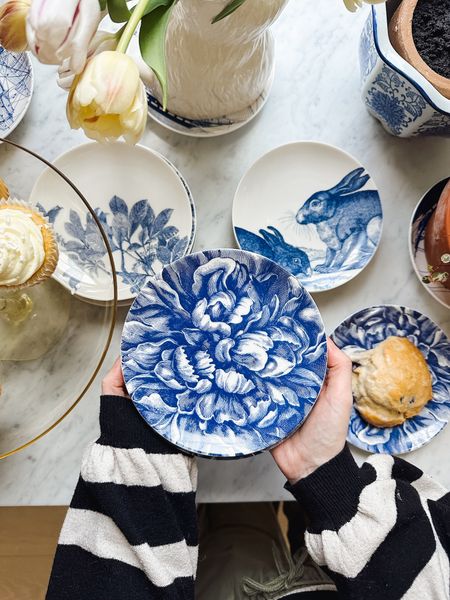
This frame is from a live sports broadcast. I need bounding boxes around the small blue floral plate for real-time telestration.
[121,249,328,458]
[0,47,33,137]
[30,142,196,304]
[332,305,450,455]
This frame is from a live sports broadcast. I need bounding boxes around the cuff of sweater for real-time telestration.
[98,395,183,455]
[285,445,364,532]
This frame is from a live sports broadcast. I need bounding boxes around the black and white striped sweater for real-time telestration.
[46,396,450,599]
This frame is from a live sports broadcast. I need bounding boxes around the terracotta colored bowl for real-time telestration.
[425,180,450,289]
[389,0,450,100]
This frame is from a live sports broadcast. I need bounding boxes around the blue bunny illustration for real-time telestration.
[235,226,312,276]
[296,167,382,273]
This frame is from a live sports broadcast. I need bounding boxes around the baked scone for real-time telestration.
[346,336,433,428]
[0,199,59,291]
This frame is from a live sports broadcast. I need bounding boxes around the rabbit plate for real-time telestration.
[233,142,383,293]
[121,249,328,458]
[29,142,196,304]
[332,305,450,455]
[409,178,450,310]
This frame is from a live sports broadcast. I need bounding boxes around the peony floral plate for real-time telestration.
[30,142,196,304]
[332,305,450,455]
[409,178,450,310]
[121,249,328,458]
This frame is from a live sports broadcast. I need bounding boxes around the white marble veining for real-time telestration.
[1,0,449,505]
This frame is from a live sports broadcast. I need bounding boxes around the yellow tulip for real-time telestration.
[67,51,147,144]
[0,0,31,52]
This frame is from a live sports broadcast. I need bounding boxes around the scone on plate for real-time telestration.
[345,336,433,428]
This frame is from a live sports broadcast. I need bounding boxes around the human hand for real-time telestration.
[271,338,353,484]
[101,358,130,398]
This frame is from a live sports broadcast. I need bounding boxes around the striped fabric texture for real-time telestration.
[46,396,450,599]
[289,446,450,600]
[46,395,198,600]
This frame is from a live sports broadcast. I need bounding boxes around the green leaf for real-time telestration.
[212,0,247,23]
[143,0,173,17]
[139,2,176,109]
[107,0,131,23]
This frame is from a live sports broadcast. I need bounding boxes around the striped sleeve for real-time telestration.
[46,395,198,600]
[287,445,450,600]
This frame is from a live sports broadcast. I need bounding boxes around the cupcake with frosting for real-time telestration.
[0,199,59,291]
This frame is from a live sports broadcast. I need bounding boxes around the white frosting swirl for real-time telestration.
[0,208,45,286]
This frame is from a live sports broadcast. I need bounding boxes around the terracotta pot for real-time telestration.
[389,0,450,100]
[425,180,450,289]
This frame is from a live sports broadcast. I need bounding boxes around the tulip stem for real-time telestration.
[116,0,149,53]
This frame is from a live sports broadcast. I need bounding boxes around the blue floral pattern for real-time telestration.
[40,197,189,295]
[365,65,427,136]
[121,250,327,458]
[332,305,450,455]
[0,47,32,134]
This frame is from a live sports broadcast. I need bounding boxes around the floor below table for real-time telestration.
[0,504,291,599]
[0,507,67,600]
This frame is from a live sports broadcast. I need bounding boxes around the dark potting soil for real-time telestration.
[412,0,450,79]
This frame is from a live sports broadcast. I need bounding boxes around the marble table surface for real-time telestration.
[1,0,450,506]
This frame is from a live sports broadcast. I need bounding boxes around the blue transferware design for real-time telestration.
[234,226,312,277]
[359,11,378,83]
[235,168,382,293]
[121,249,328,458]
[360,6,450,137]
[365,65,427,136]
[0,47,32,135]
[332,305,450,455]
[39,197,189,295]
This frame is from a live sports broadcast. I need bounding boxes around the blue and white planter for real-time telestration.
[360,3,450,137]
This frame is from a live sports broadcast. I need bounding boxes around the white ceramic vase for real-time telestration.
[139,0,290,133]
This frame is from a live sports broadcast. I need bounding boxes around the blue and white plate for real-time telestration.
[30,142,196,304]
[121,249,328,458]
[233,142,383,293]
[409,178,450,310]
[332,305,450,455]
[0,47,33,137]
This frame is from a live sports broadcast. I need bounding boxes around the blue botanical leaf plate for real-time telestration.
[0,47,33,137]
[121,249,328,458]
[30,142,196,304]
[332,305,450,455]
